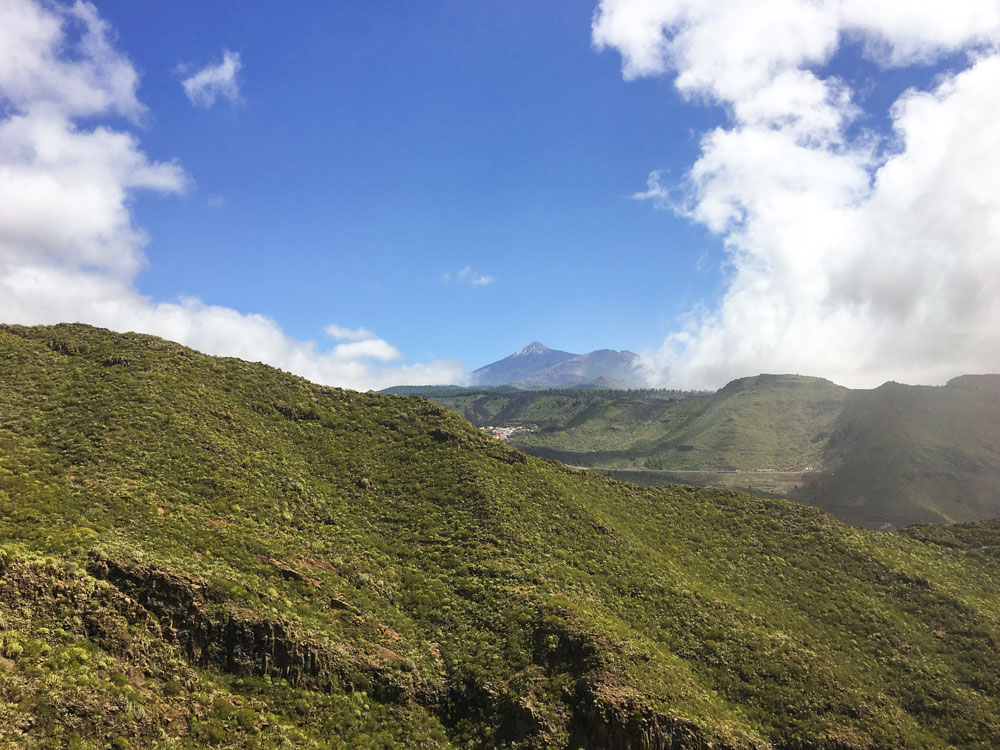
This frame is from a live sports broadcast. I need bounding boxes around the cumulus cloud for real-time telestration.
[181,49,242,107]
[442,266,496,286]
[0,0,143,119]
[0,0,463,391]
[593,0,1000,388]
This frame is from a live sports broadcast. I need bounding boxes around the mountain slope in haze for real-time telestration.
[794,377,1000,528]
[471,342,640,387]
[518,349,640,387]
[5,324,1000,748]
[417,374,1000,529]
[470,342,577,386]
[948,373,1000,394]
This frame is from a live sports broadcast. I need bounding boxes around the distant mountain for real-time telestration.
[472,341,640,387]
[469,342,576,386]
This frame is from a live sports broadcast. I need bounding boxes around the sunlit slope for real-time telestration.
[3,324,1000,748]
[424,375,1000,529]
[524,375,847,472]
[425,376,846,471]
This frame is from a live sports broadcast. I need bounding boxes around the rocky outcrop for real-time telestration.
[85,554,742,749]
[86,553,413,704]
[531,612,739,750]
[570,695,739,750]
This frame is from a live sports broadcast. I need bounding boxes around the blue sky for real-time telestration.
[1,1,998,389]
[97,1,724,365]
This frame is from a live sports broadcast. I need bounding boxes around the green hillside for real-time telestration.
[419,376,845,472]
[4,324,1000,748]
[418,375,1000,529]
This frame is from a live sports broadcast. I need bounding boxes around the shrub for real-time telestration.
[234,707,258,731]
[194,719,228,745]
[210,696,233,719]
[162,679,184,696]
[2,638,23,659]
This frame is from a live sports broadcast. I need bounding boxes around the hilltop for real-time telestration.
[3,324,1000,748]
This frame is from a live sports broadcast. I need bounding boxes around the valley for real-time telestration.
[410,373,1000,529]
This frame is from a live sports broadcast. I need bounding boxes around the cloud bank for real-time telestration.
[594,0,1000,388]
[181,49,242,107]
[0,0,463,391]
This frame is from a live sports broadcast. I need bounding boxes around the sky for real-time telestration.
[0,1,998,390]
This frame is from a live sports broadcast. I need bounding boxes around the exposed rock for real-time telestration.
[570,696,738,750]
[262,556,321,587]
[86,553,413,704]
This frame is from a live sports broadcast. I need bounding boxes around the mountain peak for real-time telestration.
[514,341,551,356]
[471,342,642,387]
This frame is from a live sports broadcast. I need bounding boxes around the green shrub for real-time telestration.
[194,719,228,745]
[2,637,23,659]
[234,707,258,731]
[210,696,232,719]
[162,679,184,696]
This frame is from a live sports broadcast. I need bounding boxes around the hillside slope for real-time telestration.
[3,324,1000,748]
[418,375,1000,529]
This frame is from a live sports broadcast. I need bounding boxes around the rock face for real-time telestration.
[472,342,640,387]
[86,553,415,703]
[84,553,727,750]
[0,551,209,747]
[570,699,738,750]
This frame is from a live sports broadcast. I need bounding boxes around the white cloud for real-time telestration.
[0,0,464,391]
[181,49,242,108]
[594,0,1000,389]
[442,265,496,286]
[0,0,143,119]
[325,324,376,342]
[0,0,186,279]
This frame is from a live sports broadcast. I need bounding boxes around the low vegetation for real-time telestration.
[414,374,1000,529]
[3,324,1000,748]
